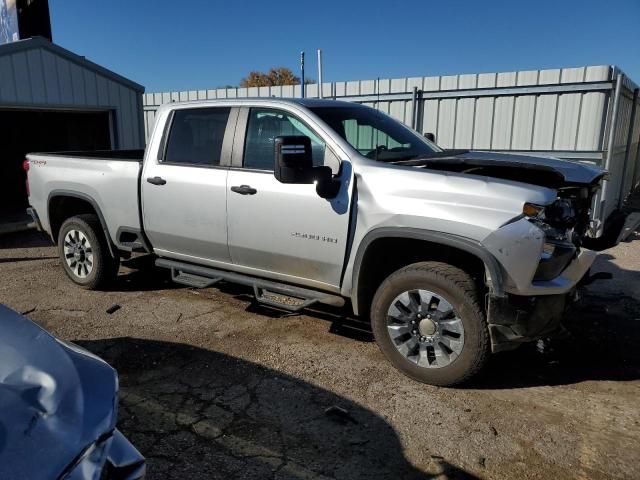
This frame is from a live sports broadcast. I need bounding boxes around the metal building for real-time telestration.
[143,65,640,230]
[0,36,144,222]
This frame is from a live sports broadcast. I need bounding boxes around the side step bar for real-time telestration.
[156,258,345,312]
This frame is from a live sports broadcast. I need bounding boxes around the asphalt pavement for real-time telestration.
[1,230,639,479]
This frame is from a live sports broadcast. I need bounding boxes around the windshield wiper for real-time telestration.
[389,149,470,165]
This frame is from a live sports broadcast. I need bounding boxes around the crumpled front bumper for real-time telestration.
[481,217,597,352]
[487,293,570,353]
[64,429,145,480]
[482,217,596,296]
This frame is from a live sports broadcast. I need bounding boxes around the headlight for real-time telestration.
[524,201,573,242]
[545,199,577,228]
[523,202,545,218]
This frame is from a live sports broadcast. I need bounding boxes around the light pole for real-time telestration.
[300,51,305,98]
[317,49,323,98]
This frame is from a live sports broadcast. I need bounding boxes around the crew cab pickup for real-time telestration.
[26,98,616,386]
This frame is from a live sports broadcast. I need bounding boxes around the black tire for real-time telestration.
[371,261,489,387]
[58,214,120,290]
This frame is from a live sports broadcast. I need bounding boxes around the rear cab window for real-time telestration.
[163,107,231,166]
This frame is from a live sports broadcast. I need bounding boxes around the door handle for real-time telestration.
[147,176,167,186]
[230,185,257,195]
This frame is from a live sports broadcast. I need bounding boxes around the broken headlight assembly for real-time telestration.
[523,201,578,281]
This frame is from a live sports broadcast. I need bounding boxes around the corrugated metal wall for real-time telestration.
[0,38,145,149]
[143,65,640,221]
[143,65,612,153]
[607,76,640,209]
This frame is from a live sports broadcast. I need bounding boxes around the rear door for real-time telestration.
[226,106,353,291]
[142,106,237,264]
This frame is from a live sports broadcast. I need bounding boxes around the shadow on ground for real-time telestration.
[0,230,52,249]
[78,337,477,480]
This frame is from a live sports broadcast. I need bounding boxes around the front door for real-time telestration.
[142,106,235,264]
[226,107,353,291]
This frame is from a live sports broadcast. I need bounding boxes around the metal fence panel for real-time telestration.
[472,97,493,149]
[143,65,640,222]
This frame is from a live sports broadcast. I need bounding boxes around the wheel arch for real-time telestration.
[48,190,116,257]
[350,228,505,317]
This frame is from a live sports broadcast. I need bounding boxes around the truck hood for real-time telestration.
[394,150,606,188]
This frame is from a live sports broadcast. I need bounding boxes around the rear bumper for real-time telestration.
[26,207,43,231]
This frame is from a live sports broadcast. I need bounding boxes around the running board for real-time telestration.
[156,258,345,312]
[173,271,222,288]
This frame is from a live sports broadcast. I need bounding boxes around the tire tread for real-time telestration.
[371,261,489,386]
[58,214,119,290]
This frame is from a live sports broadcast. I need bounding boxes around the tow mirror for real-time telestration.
[424,132,436,143]
[274,136,314,184]
[273,135,341,199]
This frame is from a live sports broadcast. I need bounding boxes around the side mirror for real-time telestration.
[314,165,341,199]
[274,136,314,184]
[424,132,436,143]
[273,135,341,199]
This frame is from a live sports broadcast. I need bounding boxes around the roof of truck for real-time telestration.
[160,97,363,109]
[286,98,360,107]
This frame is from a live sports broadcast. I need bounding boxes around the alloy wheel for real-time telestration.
[386,289,465,368]
[63,229,94,279]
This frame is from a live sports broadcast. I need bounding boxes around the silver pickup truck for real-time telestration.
[26,98,617,386]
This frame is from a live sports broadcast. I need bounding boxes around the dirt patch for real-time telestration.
[1,230,639,479]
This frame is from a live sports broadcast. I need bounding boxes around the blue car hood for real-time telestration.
[0,305,118,479]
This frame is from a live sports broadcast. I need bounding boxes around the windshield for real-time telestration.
[309,105,441,161]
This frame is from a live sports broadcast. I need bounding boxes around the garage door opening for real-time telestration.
[0,109,112,222]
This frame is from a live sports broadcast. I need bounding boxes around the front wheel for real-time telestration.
[370,261,489,387]
[58,214,120,290]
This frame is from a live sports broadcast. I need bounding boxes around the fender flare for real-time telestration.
[47,190,117,257]
[350,227,505,316]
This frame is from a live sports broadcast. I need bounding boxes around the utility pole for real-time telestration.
[300,51,305,98]
[317,49,323,98]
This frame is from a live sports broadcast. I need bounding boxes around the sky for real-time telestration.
[48,0,640,93]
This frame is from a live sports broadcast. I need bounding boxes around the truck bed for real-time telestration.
[31,149,145,161]
[26,150,144,249]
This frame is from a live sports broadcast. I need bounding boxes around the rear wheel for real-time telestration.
[58,214,119,289]
[371,261,489,387]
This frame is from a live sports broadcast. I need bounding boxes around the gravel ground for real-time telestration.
[1,230,639,479]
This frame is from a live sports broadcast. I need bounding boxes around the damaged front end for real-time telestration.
[393,150,622,352]
[399,150,627,250]
[457,153,618,352]
[0,305,145,480]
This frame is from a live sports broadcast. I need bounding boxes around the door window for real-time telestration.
[243,109,325,170]
[164,107,230,166]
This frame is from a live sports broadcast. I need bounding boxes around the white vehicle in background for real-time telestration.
[25,98,621,386]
